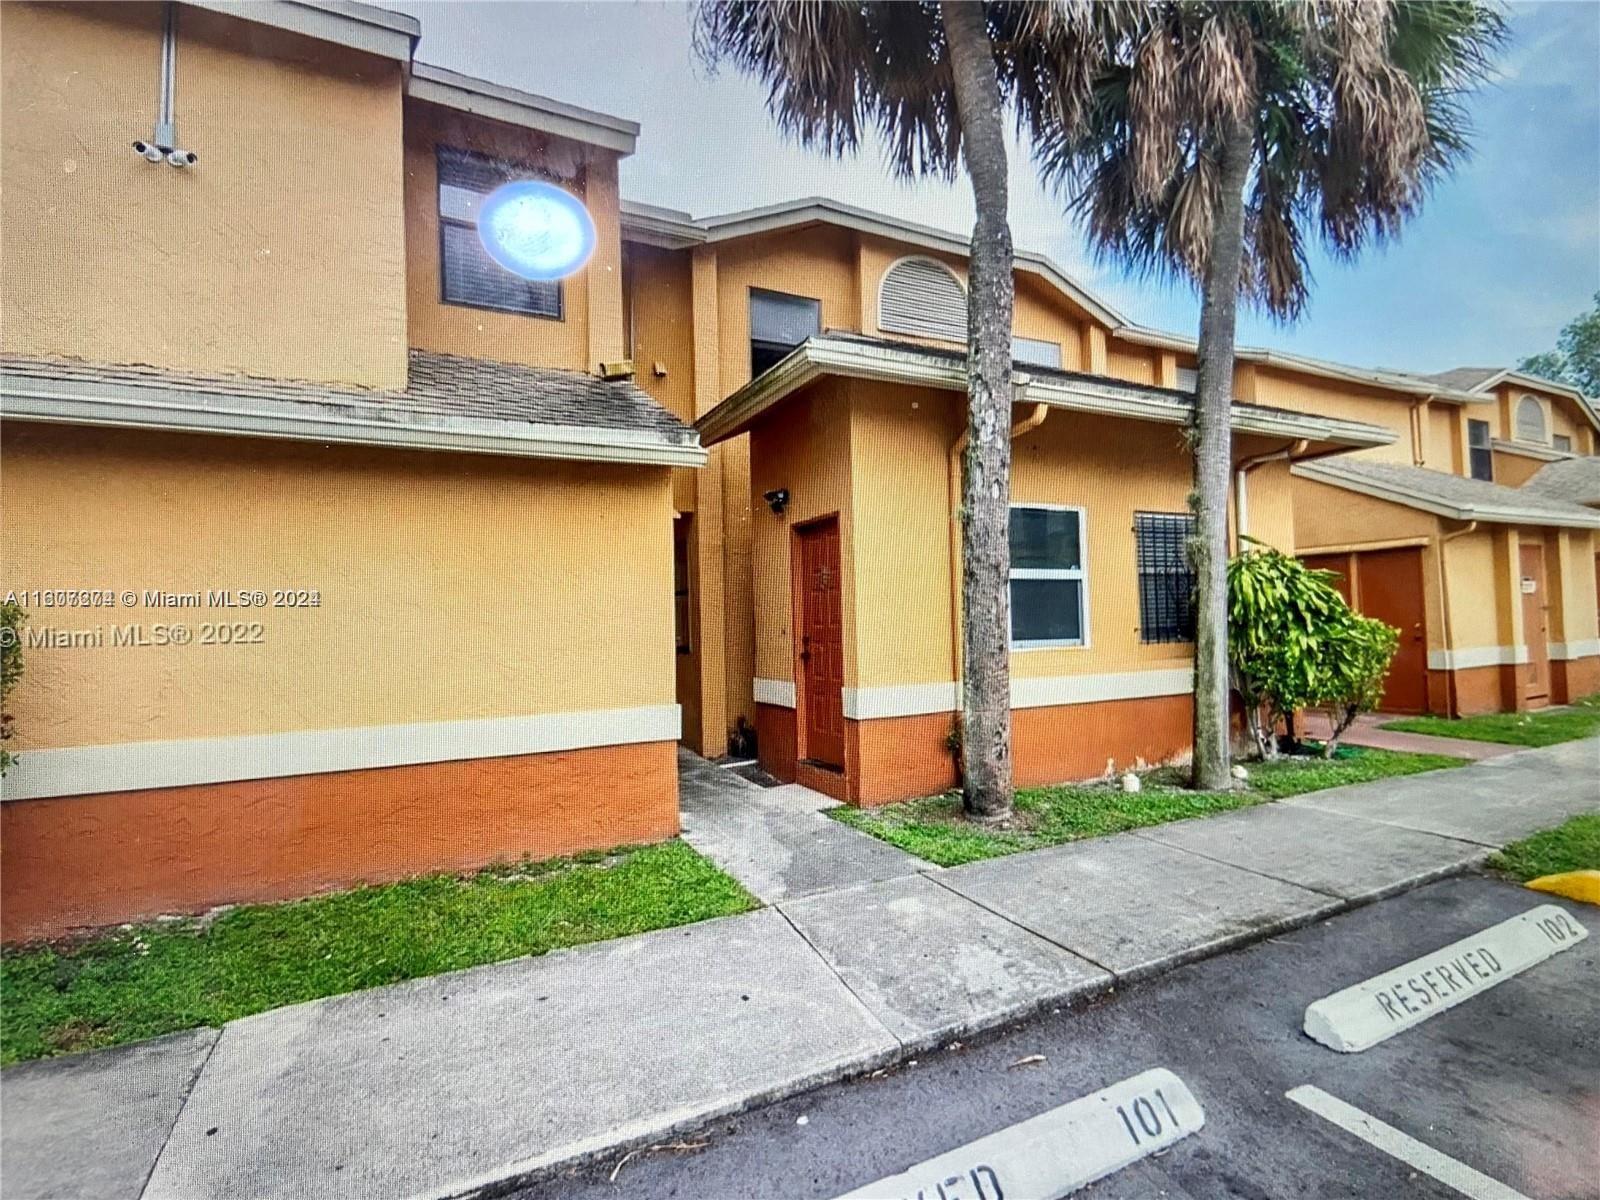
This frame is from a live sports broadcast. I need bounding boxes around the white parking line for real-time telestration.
[1287,1085,1530,1200]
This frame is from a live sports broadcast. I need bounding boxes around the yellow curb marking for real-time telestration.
[1526,870,1600,907]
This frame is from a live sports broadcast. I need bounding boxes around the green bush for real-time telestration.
[0,601,23,775]
[1227,545,1397,759]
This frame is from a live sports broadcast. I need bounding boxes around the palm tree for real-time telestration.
[696,2,1097,820]
[1015,0,1505,788]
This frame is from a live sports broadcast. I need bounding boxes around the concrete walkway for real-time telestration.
[1298,710,1518,760]
[4,739,1595,1200]
[676,748,925,903]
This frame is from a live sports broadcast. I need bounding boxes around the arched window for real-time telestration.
[1515,395,1548,444]
[878,256,967,343]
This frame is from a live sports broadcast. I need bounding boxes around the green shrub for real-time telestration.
[1227,544,1397,759]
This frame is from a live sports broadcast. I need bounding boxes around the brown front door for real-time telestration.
[1303,554,1354,605]
[795,517,845,768]
[1354,547,1429,714]
[1520,542,1550,706]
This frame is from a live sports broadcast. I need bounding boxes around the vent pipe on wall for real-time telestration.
[132,3,197,168]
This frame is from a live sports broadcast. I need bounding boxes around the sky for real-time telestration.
[391,0,1600,376]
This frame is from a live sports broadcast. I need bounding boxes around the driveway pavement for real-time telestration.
[3,739,1594,1200]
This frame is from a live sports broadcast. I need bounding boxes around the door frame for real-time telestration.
[1520,541,1550,706]
[789,512,845,770]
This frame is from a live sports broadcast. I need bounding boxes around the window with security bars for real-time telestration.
[438,146,563,319]
[1135,512,1196,643]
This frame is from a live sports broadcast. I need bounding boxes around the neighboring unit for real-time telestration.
[1288,368,1600,715]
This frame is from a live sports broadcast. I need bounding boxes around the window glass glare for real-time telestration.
[1011,578,1082,644]
[1010,507,1080,571]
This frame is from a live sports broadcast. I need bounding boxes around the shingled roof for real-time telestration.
[1423,367,1502,392]
[0,350,703,466]
[1293,459,1600,528]
[1522,456,1600,508]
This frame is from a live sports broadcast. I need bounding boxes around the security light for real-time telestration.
[763,488,790,516]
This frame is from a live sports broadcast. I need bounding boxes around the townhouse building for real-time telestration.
[0,1,700,939]
[3,1,1595,932]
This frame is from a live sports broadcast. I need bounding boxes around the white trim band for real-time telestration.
[844,682,960,720]
[1427,646,1528,670]
[753,678,797,708]
[839,668,1195,721]
[1549,639,1600,661]
[1,704,681,802]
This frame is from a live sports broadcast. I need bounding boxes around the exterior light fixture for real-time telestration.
[476,180,595,281]
[763,488,790,516]
[132,3,197,169]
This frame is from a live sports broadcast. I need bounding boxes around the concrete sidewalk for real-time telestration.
[5,739,1595,1200]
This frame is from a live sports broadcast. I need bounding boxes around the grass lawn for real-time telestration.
[1487,814,1600,882]
[0,840,756,1065]
[1381,694,1600,747]
[830,745,1465,868]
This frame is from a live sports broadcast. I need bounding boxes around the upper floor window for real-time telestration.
[1175,366,1199,392]
[1010,505,1087,649]
[1467,418,1493,481]
[1515,395,1547,444]
[1012,336,1062,369]
[879,257,966,343]
[1134,512,1196,644]
[749,288,820,376]
[438,147,562,319]
[1554,433,1573,454]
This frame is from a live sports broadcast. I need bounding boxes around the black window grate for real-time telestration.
[1135,512,1196,644]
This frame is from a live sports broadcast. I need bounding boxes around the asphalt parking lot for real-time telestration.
[520,874,1598,1200]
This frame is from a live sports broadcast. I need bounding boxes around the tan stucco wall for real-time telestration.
[1250,368,1416,465]
[1441,529,1502,651]
[2,424,675,750]
[1490,383,1596,455]
[403,99,626,374]
[748,385,1307,692]
[0,2,409,387]
[748,380,858,685]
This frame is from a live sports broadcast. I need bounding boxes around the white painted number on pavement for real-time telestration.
[1304,904,1588,1053]
[833,1067,1204,1200]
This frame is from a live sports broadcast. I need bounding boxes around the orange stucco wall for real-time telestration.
[1,2,410,387]
[2,740,679,942]
[2,424,676,750]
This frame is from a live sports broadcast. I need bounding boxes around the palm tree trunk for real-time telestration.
[1189,118,1253,791]
[941,0,1014,821]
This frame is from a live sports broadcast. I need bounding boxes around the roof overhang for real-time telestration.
[1490,437,1578,464]
[188,1,420,61]
[622,196,1126,329]
[1115,328,1488,406]
[1,370,705,469]
[621,195,1509,412]
[407,62,639,156]
[1292,460,1600,529]
[698,336,1397,453]
[620,201,707,250]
